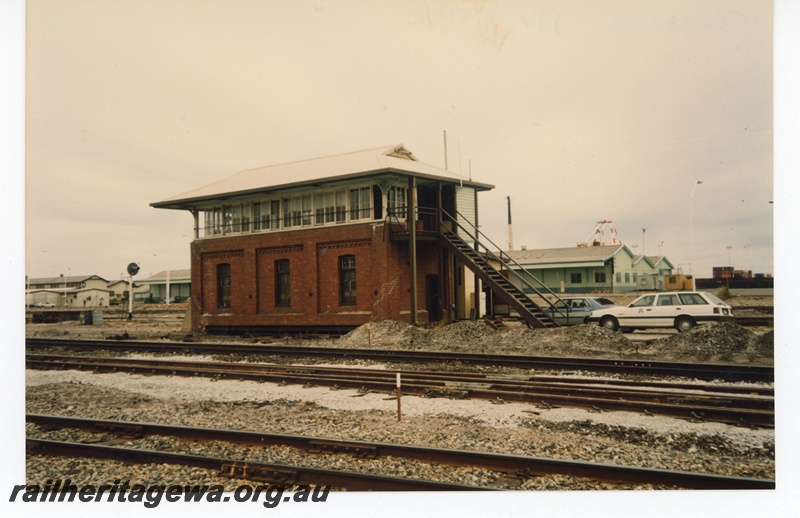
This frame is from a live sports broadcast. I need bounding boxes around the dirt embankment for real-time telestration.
[337,319,773,364]
[26,295,773,365]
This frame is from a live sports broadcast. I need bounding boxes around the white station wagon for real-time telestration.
[585,291,734,332]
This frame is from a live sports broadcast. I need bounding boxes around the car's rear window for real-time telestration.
[704,293,727,305]
[678,293,707,305]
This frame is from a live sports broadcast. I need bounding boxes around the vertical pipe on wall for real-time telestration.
[408,176,418,325]
[437,183,445,321]
[474,188,480,319]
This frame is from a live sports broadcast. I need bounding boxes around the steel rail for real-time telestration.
[734,316,773,326]
[26,355,775,427]
[27,354,774,405]
[26,438,482,491]
[27,414,774,490]
[27,354,775,397]
[26,352,774,396]
[25,337,774,382]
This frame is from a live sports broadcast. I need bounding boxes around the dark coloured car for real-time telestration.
[543,296,616,326]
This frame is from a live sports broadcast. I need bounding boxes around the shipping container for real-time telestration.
[664,274,695,291]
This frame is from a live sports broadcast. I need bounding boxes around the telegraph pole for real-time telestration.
[507,196,513,251]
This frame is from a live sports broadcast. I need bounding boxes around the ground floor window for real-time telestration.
[570,273,582,284]
[275,259,291,307]
[339,255,356,306]
[217,263,231,308]
[594,272,606,283]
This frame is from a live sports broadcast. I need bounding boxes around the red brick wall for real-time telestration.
[190,223,440,331]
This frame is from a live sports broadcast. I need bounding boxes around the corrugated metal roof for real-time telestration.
[505,245,631,266]
[28,275,109,285]
[152,144,493,209]
[632,255,655,267]
[648,255,675,269]
[138,269,192,282]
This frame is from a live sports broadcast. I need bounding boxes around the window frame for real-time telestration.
[631,295,655,308]
[275,259,291,308]
[339,255,357,306]
[678,293,708,305]
[349,187,372,221]
[216,263,231,309]
[201,183,381,238]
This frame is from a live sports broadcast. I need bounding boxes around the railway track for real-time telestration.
[26,354,775,427]
[733,316,774,326]
[26,337,774,382]
[26,414,774,490]
[26,439,476,491]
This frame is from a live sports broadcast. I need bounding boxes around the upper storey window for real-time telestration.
[387,186,407,218]
[200,184,380,237]
[349,187,371,221]
[283,195,312,228]
[314,190,347,225]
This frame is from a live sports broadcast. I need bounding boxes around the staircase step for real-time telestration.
[443,229,558,329]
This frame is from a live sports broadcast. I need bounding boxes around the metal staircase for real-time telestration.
[439,211,566,329]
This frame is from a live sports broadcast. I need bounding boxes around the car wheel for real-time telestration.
[600,316,619,332]
[675,316,695,333]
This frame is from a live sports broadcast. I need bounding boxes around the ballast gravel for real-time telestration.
[24,310,775,490]
[25,368,774,490]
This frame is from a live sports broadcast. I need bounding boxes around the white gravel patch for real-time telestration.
[26,368,773,450]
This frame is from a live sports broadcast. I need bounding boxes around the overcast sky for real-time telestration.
[22,0,777,281]
[5,2,800,513]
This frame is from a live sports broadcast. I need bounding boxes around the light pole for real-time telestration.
[659,241,665,255]
[727,246,733,267]
[642,228,647,256]
[689,180,703,275]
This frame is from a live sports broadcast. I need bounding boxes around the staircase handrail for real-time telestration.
[440,209,568,314]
